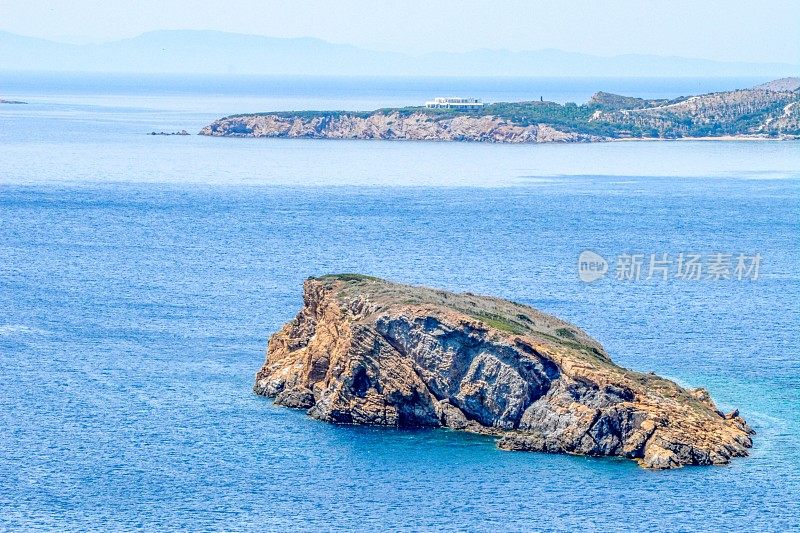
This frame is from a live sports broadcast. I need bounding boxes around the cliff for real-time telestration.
[201,79,800,142]
[255,275,754,469]
[200,110,599,143]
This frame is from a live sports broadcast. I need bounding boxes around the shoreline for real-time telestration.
[196,128,799,144]
[611,134,799,142]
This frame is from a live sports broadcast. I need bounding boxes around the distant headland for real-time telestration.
[201,77,800,143]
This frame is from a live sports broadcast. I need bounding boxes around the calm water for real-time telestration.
[1,76,799,532]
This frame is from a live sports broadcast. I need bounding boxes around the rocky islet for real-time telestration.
[255,275,754,469]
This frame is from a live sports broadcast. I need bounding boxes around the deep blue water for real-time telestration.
[1,76,799,531]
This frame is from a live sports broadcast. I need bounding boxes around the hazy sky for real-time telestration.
[2,0,798,63]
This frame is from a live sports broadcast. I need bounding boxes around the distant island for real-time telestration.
[201,77,800,143]
[255,275,754,469]
[0,98,26,104]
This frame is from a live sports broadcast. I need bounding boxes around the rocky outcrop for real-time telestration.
[200,111,598,143]
[149,129,189,136]
[255,275,754,469]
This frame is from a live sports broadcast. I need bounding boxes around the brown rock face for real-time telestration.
[255,275,754,469]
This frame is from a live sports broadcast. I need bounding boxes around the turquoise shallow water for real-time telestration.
[1,76,799,531]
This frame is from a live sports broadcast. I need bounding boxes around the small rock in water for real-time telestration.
[149,129,190,136]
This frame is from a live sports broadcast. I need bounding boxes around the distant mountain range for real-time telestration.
[1,30,797,77]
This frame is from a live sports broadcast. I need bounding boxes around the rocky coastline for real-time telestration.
[202,78,799,143]
[254,275,754,469]
[202,111,602,143]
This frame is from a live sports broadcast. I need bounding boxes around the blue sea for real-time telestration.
[1,74,799,532]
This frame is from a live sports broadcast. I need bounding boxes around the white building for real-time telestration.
[424,97,484,109]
